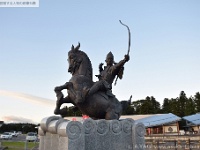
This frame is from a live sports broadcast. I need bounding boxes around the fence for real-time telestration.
[145,135,200,150]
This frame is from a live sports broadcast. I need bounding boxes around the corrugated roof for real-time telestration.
[120,114,155,120]
[135,113,181,127]
[183,113,200,125]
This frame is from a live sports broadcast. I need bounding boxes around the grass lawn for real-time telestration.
[1,141,39,150]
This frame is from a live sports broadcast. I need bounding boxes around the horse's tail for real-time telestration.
[120,95,132,111]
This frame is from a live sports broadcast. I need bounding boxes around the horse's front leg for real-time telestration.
[54,82,71,91]
[54,82,72,115]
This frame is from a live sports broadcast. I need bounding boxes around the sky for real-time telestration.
[0,0,200,124]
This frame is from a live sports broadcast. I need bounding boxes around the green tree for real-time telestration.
[162,98,171,113]
[122,105,135,115]
[169,98,179,115]
[67,106,82,116]
[0,123,38,134]
[194,92,200,112]
[132,100,142,114]
[132,96,161,114]
[139,97,153,114]
[185,97,196,116]
[177,91,188,117]
[150,96,161,113]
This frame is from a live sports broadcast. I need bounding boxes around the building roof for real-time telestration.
[64,113,181,128]
[133,113,181,127]
[183,113,200,126]
[120,114,156,120]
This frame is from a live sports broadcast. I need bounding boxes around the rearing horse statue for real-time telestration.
[54,43,131,120]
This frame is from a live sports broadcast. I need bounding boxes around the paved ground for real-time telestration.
[1,134,26,142]
[12,134,26,142]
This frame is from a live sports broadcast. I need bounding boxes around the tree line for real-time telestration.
[0,123,38,134]
[123,91,200,117]
[62,91,200,117]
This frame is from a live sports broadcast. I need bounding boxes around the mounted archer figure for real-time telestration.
[54,20,132,120]
[81,52,129,101]
[81,20,131,101]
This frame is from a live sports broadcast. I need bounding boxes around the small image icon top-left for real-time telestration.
[0,0,39,7]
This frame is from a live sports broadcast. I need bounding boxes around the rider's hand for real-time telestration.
[124,55,130,62]
[99,63,104,68]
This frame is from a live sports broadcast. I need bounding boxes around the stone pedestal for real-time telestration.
[38,116,145,150]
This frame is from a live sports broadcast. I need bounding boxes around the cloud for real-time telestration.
[0,90,55,107]
[2,116,36,124]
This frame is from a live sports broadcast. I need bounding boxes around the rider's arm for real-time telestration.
[111,55,129,74]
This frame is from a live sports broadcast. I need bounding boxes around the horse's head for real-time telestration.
[68,43,82,75]
[68,43,92,79]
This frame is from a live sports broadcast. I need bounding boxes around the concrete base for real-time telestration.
[38,116,145,150]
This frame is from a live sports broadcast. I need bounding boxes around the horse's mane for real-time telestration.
[78,50,93,79]
[68,43,93,79]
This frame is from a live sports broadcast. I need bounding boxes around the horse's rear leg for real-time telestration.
[105,109,119,120]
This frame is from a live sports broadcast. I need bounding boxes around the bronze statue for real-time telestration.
[83,51,129,99]
[54,21,132,120]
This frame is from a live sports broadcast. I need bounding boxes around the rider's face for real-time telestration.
[106,57,113,66]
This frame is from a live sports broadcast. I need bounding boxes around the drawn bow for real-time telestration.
[114,20,131,86]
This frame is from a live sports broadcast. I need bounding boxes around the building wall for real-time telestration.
[163,125,178,133]
[191,126,200,134]
[146,122,179,135]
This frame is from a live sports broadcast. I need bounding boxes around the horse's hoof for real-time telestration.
[60,107,68,118]
[54,109,60,115]
[54,86,61,92]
